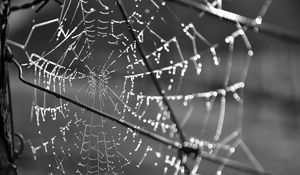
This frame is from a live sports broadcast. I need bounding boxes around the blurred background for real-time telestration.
[6,0,300,174]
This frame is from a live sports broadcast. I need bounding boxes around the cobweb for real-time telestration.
[8,0,269,174]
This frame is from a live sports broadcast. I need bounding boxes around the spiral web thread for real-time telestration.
[8,0,270,174]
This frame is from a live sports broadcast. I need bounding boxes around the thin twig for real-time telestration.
[167,0,300,44]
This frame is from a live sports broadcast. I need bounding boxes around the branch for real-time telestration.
[167,0,300,44]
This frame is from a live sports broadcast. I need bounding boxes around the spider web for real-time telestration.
[8,0,269,174]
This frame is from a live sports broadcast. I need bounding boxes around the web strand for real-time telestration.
[7,0,274,174]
